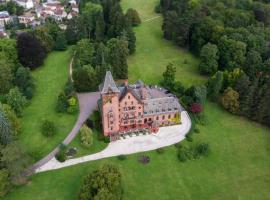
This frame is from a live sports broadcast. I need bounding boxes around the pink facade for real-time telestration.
[99,72,182,140]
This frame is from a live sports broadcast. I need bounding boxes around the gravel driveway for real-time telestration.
[35,111,191,173]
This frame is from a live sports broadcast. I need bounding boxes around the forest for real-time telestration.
[159,0,270,126]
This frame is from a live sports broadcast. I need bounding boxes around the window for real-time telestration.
[144,119,147,123]
[109,100,112,103]
[138,112,141,116]
[131,101,133,105]
[139,106,141,109]
[110,127,113,130]
[128,95,130,99]
[174,113,177,118]
[156,116,159,120]
[125,102,127,105]
[148,118,152,121]
[162,115,165,120]
[168,115,171,119]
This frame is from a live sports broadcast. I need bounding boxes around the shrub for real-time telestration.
[156,148,165,154]
[104,136,110,143]
[193,143,210,159]
[86,119,94,129]
[80,125,93,149]
[55,144,67,162]
[41,120,57,137]
[56,91,68,113]
[126,8,141,26]
[177,147,190,162]
[117,154,127,161]
[138,155,150,164]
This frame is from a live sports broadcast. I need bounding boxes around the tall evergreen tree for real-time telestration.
[0,110,12,145]
[107,38,129,79]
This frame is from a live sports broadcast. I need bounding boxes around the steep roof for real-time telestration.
[100,71,120,94]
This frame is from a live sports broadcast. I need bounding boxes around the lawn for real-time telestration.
[4,102,270,200]
[18,48,78,161]
[3,0,270,199]
[122,0,206,87]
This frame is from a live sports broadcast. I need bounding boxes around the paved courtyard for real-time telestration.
[35,111,191,173]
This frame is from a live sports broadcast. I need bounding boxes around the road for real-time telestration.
[27,92,100,174]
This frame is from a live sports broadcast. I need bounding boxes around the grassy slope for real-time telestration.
[122,0,206,87]
[4,0,270,199]
[18,48,78,160]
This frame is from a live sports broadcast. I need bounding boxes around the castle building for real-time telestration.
[99,71,182,140]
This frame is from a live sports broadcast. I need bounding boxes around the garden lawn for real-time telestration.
[18,48,78,161]
[122,0,206,87]
[4,102,270,200]
[68,129,108,158]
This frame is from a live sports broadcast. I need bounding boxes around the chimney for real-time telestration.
[124,79,128,87]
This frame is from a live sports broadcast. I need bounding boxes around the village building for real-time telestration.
[0,11,10,26]
[18,12,35,25]
[99,71,182,140]
[14,0,34,9]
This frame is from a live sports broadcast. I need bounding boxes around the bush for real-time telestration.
[117,154,127,161]
[177,146,192,162]
[177,143,210,162]
[155,4,161,13]
[56,91,68,113]
[80,125,93,149]
[55,144,67,162]
[104,136,110,143]
[40,120,56,137]
[193,143,210,159]
[156,148,165,154]
[138,155,150,164]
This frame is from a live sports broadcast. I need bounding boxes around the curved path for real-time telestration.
[35,111,191,173]
[28,92,100,174]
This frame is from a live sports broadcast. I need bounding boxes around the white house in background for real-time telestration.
[18,13,35,25]
[15,0,34,9]
[0,11,10,26]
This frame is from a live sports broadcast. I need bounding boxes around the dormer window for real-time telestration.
[128,95,130,99]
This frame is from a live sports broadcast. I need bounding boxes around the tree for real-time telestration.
[125,8,141,26]
[218,36,246,71]
[74,39,94,68]
[0,169,10,197]
[162,63,176,89]
[14,67,34,99]
[244,50,262,78]
[220,87,240,114]
[0,39,18,69]
[17,32,47,69]
[56,91,68,113]
[54,32,67,51]
[33,26,54,52]
[5,87,27,117]
[199,43,219,75]
[0,142,32,184]
[107,38,129,79]
[0,59,13,94]
[0,103,21,136]
[107,3,126,38]
[65,17,80,45]
[124,27,136,54]
[73,65,98,92]
[80,2,104,40]
[207,71,224,101]
[0,110,12,145]
[79,164,123,200]
[80,125,93,148]
[190,103,203,114]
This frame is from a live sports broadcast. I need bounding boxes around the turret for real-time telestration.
[100,71,120,136]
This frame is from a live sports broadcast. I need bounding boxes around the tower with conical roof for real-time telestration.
[100,71,120,137]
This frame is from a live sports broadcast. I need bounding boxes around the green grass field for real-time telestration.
[4,0,270,199]
[122,0,206,87]
[18,48,78,161]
